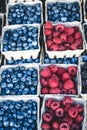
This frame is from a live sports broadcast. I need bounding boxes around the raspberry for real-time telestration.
[67,36,74,43]
[40,78,48,87]
[46,40,53,49]
[68,66,77,76]
[49,88,61,94]
[75,38,83,46]
[53,38,62,45]
[74,32,82,39]
[75,115,84,124]
[41,122,51,130]
[40,67,52,78]
[65,27,75,35]
[44,29,52,36]
[68,107,78,118]
[45,98,53,108]
[41,87,49,94]
[51,74,60,81]
[59,123,70,130]
[60,33,67,42]
[71,123,80,130]
[55,24,65,32]
[63,79,74,90]
[68,88,77,95]
[70,43,78,50]
[42,113,52,122]
[53,32,60,38]
[48,65,58,73]
[63,96,74,106]
[45,21,53,29]
[57,67,66,75]
[50,44,59,51]
[47,34,53,40]
[52,121,59,130]
[75,104,84,113]
[55,108,64,117]
[51,101,60,110]
[58,45,65,51]
[48,77,59,88]
[63,116,73,126]
[62,72,71,81]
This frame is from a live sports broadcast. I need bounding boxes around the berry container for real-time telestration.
[45,0,82,23]
[6,0,43,25]
[40,95,86,130]
[1,24,40,60]
[39,64,80,97]
[0,63,39,96]
[0,95,40,130]
[44,22,85,58]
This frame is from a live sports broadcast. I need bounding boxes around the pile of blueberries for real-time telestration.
[47,2,81,22]
[0,0,6,13]
[81,63,87,94]
[44,54,78,64]
[0,100,38,130]
[1,66,38,95]
[8,3,42,25]
[3,25,39,52]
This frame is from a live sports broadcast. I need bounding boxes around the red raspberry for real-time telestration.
[74,32,82,39]
[40,67,52,78]
[68,66,77,76]
[50,44,59,51]
[73,26,79,32]
[63,116,73,126]
[67,36,74,43]
[60,33,67,42]
[63,79,74,90]
[68,107,78,118]
[70,43,78,50]
[41,122,51,130]
[52,121,59,130]
[75,38,83,46]
[40,78,48,87]
[42,113,52,122]
[68,88,77,95]
[51,101,60,110]
[48,65,58,73]
[61,89,67,94]
[49,88,61,94]
[48,77,59,88]
[75,115,84,124]
[44,21,53,29]
[51,74,60,81]
[45,98,53,108]
[62,72,71,81]
[47,34,53,40]
[44,29,52,36]
[63,96,74,106]
[41,87,49,94]
[59,123,70,130]
[55,108,64,117]
[55,24,65,32]
[46,40,53,49]
[58,45,65,51]
[53,32,60,38]
[71,123,80,130]
[65,27,75,35]
[53,38,62,45]
[57,67,66,75]
[75,104,84,113]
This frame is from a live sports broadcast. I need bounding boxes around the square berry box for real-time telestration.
[45,0,82,23]
[0,64,39,96]
[6,0,43,25]
[1,24,40,60]
[0,96,40,130]
[40,95,86,130]
[39,64,80,97]
[44,22,85,58]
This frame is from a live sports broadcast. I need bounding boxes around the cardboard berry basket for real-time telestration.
[0,95,40,130]
[44,22,85,58]
[45,0,82,23]
[39,64,80,97]
[1,24,40,60]
[0,63,39,96]
[6,0,43,25]
[40,95,86,130]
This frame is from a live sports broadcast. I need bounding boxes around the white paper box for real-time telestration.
[44,22,85,58]
[0,64,39,96]
[39,64,80,97]
[1,24,40,60]
[40,95,86,130]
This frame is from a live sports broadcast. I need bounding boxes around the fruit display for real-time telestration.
[41,96,85,130]
[40,65,78,95]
